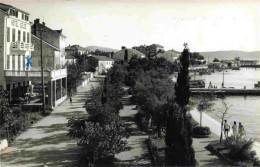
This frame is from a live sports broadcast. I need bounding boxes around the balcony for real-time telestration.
[11,41,34,51]
[5,69,67,80]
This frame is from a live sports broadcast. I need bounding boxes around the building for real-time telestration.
[92,55,114,74]
[113,46,145,62]
[0,3,34,101]
[132,44,165,58]
[240,60,258,66]
[65,44,88,64]
[65,44,88,56]
[31,19,68,108]
[156,49,180,62]
[31,19,67,67]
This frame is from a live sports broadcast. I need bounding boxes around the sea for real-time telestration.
[193,68,260,142]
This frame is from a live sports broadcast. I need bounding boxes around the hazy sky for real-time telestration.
[2,0,260,52]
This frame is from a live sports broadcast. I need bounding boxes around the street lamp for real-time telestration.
[222,67,225,88]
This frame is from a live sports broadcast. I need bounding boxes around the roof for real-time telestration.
[92,56,114,61]
[0,3,29,15]
[31,34,60,51]
[156,50,180,62]
[114,48,145,59]
[65,45,87,52]
[151,44,164,48]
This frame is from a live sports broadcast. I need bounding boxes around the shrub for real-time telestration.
[225,136,258,162]
[192,126,211,136]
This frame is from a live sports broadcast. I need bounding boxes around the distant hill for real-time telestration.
[86,46,119,52]
[199,50,260,62]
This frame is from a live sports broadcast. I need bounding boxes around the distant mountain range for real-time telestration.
[86,46,119,52]
[199,50,260,62]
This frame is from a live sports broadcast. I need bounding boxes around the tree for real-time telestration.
[68,120,126,166]
[216,100,231,143]
[213,58,220,62]
[0,86,9,125]
[196,93,214,127]
[166,44,196,166]
[175,48,190,107]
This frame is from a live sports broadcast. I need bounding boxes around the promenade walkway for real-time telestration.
[0,78,101,167]
[114,95,151,166]
[191,109,260,164]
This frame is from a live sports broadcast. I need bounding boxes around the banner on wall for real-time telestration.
[25,55,32,70]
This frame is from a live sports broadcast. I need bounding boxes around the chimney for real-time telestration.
[122,46,126,50]
[34,18,40,24]
[42,22,45,26]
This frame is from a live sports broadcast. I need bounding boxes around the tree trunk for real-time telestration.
[220,120,223,144]
[200,111,202,127]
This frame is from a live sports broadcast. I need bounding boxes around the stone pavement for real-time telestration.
[0,78,101,167]
[114,95,151,166]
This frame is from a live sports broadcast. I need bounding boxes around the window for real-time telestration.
[22,14,24,20]
[7,27,10,42]
[23,31,26,42]
[18,55,21,70]
[12,28,15,42]
[18,30,21,41]
[6,55,10,69]
[12,55,15,70]
[25,15,29,21]
[27,32,29,43]
[22,55,25,70]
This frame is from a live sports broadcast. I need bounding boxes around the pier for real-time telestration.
[190,88,260,95]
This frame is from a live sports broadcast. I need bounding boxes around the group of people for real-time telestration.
[223,120,245,138]
[208,82,218,89]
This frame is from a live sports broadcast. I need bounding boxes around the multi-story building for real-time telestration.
[113,46,145,62]
[92,56,114,74]
[0,4,67,108]
[31,19,68,108]
[65,44,88,64]
[31,19,67,68]
[0,3,34,100]
[132,44,165,58]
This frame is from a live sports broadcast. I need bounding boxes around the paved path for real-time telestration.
[0,78,101,167]
[114,96,151,166]
[191,108,260,165]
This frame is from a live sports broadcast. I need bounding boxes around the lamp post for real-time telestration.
[222,67,225,88]
[36,28,47,114]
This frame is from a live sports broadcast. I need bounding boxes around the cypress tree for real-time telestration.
[166,44,196,166]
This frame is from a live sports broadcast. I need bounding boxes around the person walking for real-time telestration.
[70,94,72,103]
[223,120,230,137]
[232,121,238,137]
[238,122,245,137]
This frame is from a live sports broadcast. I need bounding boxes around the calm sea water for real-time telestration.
[193,68,260,141]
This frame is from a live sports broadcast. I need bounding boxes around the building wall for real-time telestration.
[0,8,32,88]
[31,35,56,70]
[31,20,60,49]
[31,19,67,66]
[0,10,6,87]
[98,61,114,73]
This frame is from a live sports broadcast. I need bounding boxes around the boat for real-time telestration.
[189,80,205,88]
[254,81,260,88]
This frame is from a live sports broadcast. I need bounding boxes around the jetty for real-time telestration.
[190,88,260,95]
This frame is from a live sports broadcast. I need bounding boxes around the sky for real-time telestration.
[1,0,260,52]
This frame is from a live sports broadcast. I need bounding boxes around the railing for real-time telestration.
[5,68,67,79]
[50,69,67,79]
[11,41,34,51]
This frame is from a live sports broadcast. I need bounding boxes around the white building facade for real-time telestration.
[0,3,34,99]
